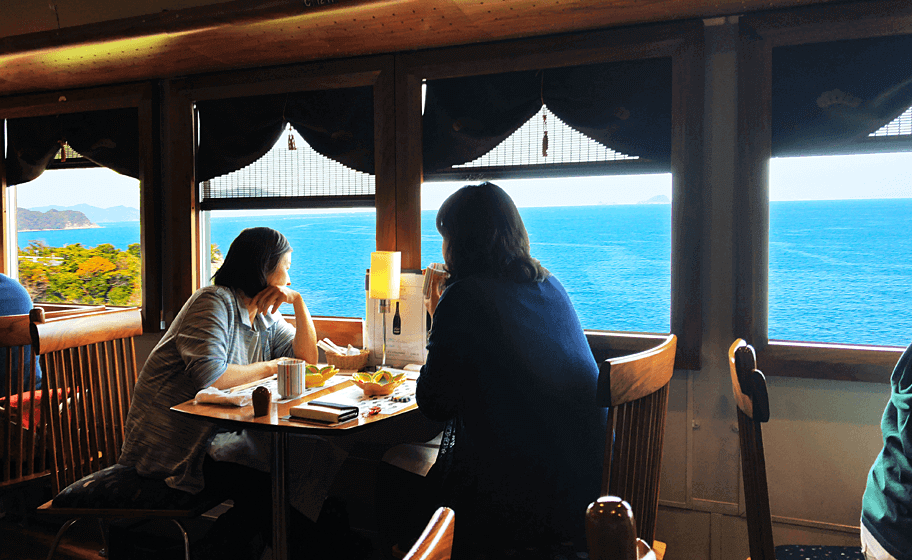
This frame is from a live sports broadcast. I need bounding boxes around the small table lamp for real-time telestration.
[369,251,401,368]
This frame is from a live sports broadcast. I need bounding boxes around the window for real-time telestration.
[14,160,142,307]
[422,61,673,333]
[769,153,912,346]
[195,89,377,317]
[768,35,912,347]
[422,176,671,332]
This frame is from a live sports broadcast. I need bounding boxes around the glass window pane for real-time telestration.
[422,176,672,332]
[769,153,912,346]
[15,168,142,306]
[206,209,376,318]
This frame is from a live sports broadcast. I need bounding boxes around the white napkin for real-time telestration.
[194,386,252,407]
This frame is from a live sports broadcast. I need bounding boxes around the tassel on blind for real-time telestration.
[58,140,67,162]
[288,133,297,151]
[541,113,548,158]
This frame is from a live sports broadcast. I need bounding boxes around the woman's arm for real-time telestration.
[210,360,283,390]
[417,282,475,421]
[252,285,318,363]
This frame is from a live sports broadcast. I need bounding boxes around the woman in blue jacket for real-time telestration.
[416,183,607,558]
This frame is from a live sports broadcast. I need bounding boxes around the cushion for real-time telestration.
[52,464,207,510]
[775,544,865,560]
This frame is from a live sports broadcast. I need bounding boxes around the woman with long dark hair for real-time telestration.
[416,183,607,558]
[117,226,318,558]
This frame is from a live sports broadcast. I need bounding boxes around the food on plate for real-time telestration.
[305,364,321,375]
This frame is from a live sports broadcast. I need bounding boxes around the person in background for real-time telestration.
[0,273,42,396]
[117,227,318,559]
[415,182,608,558]
[861,341,912,560]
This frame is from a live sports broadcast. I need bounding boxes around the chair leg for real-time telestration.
[170,519,192,560]
[46,517,82,560]
[97,518,108,558]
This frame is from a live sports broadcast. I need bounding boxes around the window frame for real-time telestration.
[163,56,396,325]
[399,20,706,370]
[0,83,162,333]
[737,0,912,383]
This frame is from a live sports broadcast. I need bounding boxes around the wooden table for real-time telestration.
[171,373,439,560]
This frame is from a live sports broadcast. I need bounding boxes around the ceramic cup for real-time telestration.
[277,358,305,399]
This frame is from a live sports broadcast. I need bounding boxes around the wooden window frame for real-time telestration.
[737,0,912,383]
[162,56,396,326]
[398,20,706,370]
[0,83,162,333]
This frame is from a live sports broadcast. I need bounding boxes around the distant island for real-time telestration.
[638,195,670,204]
[18,208,98,232]
[29,204,139,223]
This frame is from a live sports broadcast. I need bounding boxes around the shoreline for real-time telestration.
[18,224,102,232]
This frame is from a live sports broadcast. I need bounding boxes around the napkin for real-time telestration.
[289,401,358,423]
[194,386,252,407]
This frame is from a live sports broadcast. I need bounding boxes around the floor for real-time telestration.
[1,490,388,560]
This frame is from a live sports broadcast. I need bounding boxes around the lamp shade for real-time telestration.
[369,251,401,300]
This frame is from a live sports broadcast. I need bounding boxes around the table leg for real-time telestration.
[272,431,289,560]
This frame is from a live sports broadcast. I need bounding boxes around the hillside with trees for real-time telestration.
[17,208,97,231]
[18,241,141,306]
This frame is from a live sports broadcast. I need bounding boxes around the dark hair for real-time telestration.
[212,227,291,298]
[436,182,548,283]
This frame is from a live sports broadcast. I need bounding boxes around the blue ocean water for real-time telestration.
[17,200,912,347]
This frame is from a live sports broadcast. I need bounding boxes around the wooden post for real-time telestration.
[160,81,199,324]
[0,121,8,275]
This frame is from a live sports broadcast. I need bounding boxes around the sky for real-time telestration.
[11,151,912,212]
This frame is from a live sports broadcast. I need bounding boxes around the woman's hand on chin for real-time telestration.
[252,285,302,315]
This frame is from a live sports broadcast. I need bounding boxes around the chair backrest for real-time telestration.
[403,506,455,560]
[31,307,143,494]
[586,496,656,560]
[596,333,676,546]
[0,313,49,491]
[728,339,774,560]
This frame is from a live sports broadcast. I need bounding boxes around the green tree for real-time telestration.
[19,242,143,306]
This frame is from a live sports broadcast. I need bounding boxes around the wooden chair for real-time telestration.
[586,496,656,560]
[32,307,223,560]
[728,339,863,560]
[2,305,107,496]
[1,313,50,495]
[402,506,455,560]
[597,333,675,555]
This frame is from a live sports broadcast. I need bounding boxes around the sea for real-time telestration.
[18,199,912,348]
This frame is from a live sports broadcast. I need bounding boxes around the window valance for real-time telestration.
[195,86,374,185]
[422,57,672,173]
[773,34,912,157]
[4,108,139,185]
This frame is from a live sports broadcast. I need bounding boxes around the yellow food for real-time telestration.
[305,373,325,388]
[305,364,321,374]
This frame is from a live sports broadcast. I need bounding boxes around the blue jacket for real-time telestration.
[862,342,912,560]
[0,273,42,395]
[417,273,607,550]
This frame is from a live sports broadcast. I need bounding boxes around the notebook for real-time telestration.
[288,400,359,424]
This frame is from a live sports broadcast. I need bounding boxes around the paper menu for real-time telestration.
[365,271,427,367]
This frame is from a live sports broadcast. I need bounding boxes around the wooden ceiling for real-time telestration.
[0,0,845,98]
